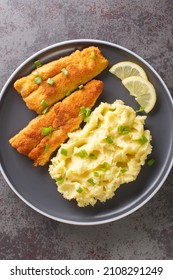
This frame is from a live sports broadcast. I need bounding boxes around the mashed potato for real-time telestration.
[49,100,152,207]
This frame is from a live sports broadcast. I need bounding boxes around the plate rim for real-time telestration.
[0,38,173,225]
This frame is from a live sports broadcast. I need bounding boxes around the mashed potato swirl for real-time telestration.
[49,100,152,207]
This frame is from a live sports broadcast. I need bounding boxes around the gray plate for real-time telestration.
[0,39,173,225]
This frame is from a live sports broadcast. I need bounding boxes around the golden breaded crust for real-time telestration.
[14,47,94,98]
[22,47,108,114]
[9,108,56,155]
[14,46,108,99]
[28,119,82,166]
[9,80,104,165]
[52,77,103,127]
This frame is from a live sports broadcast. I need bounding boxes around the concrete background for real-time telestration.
[0,0,173,259]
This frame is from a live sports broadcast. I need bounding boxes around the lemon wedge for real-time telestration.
[122,76,156,113]
[109,61,148,80]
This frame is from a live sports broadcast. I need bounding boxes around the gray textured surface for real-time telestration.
[0,0,173,259]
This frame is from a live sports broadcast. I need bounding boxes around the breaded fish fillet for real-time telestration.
[19,46,108,114]
[9,80,103,166]
[9,107,56,155]
[14,46,100,98]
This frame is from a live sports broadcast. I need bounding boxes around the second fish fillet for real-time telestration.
[9,80,104,166]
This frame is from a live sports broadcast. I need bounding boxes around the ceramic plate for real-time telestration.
[0,39,173,225]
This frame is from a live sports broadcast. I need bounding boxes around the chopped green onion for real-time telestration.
[106,136,113,144]
[80,106,91,122]
[121,168,127,173]
[41,100,48,107]
[42,107,49,114]
[78,84,84,89]
[55,176,64,185]
[34,60,42,68]
[80,106,86,114]
[32,71,39,76]
[138,135,148,145]
[34,76,42,84]
[76,187,83,193]
[47,78,54,85]
[87,178,96,186]
[93,171,99,177]
[65,91,71,96]
[60,148,68,156]
[84,108,91,121]
[61,68,68,76]
[45,144,49,152]
[118,126,123,132]
[118,125,130,134]
[100,162,110,172]
[90,51,96,60]
[89,153,97,160]
[147,158,155,166]
[85,108,91,117]
[136,106,145,113]
[76,149,88,158]
[41,126,53,136]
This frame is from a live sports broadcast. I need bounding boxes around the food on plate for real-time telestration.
[49,100,152,207]
[109,61,148,80]
[14,47,90,98]
[109,61,156,113]
[122,76,156,113]
[14,46,108,114]
[9,80,103,166]
[14,46,108,98]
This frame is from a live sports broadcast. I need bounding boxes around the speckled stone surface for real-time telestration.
[0,0,173,260]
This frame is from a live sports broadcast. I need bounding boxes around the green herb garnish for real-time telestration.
[34,60,42,68]
[41,100,48,107]
[120,168,127,173]
[118,126,131,134]
[76,149,88,158]
[45,144,49,152]
[93,171,99,177]
[87,178,96,186]
[55,176,64,185]
[42,107,49,114]
[138,135,148,145]
[65,91,71,96]
[80,106,91,122]
[61,68,68,76]
[60,148,68,156]
[90,51,96,60]
[78,84,84,89]
[106,136,113,144]
[89,153,97,160]
[147,158,155,166]
[34,76,42,84]
[77,187,83,193]
[32,71,39,76]
[136,106,145,113]
[47,78,54,85]
[41,126,53,136]
[41,100,49,114]
[100,162,110,172]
